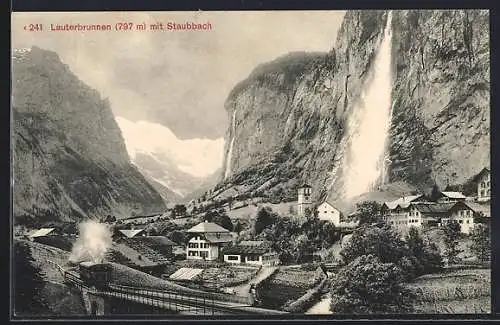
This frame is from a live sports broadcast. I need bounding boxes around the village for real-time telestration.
[16,166,491,313]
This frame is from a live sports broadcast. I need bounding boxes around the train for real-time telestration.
[77,261,113,289]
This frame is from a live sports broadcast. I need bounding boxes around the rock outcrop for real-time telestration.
[12,47,166,222]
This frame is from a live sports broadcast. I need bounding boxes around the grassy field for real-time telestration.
[227,202,296,220]
[40,282,87,316]
[408,267,491,314]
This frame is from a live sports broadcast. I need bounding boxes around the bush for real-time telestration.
[469,224,490,263]
[405,227,443,275]
[443,220,461,264]
[330,254,415,314]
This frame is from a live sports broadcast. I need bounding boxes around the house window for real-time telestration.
[247,255,259,261]
[466,220,470,224]
[200,251,208,259]
[227,255,239,261]
[459,220,463,224]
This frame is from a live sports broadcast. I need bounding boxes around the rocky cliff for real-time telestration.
[219,10,489,205]
[12,47,166,222]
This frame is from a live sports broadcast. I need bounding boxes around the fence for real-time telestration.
[64,270,250,315]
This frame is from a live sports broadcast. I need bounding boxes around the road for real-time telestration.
[224,266,278,297]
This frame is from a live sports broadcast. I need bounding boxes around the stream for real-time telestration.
[305,294,332,315]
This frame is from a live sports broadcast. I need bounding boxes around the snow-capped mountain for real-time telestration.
[115,117,224,201]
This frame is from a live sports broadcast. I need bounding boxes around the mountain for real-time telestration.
[114,117,223,202]
[12,47,167,222]
[217,10,489,207]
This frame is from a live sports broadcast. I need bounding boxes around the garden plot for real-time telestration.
[200,266,259,288]
[408,267,491,313]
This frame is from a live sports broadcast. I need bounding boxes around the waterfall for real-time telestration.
[224,110,237,180]
[342,11,393,199]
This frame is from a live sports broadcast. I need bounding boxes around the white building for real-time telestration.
[297,184,313,217]
[222,240,279,266]
[473,168,490,202]
[185,221,233,261]
[436,191,467,203]
[316,201,342,226]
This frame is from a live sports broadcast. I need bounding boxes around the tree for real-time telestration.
[469,224,491,263]
[405,227,443,275]
[355,201,383,225]
[172,204,187,217]
[14,241,48,315]
[254,207,276,235]
[429,184,441,202]
[330,254,415,314]
[233,221,244,234]
[340,224,419,279]
[442,220,461,264]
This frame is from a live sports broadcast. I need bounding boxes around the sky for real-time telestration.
[12,11,345,140]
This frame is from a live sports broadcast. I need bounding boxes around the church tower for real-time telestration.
[297,184,312,217]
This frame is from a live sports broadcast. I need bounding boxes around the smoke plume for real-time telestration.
[69,220,112,264]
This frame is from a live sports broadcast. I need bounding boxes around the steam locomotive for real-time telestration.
[76,262,113,289]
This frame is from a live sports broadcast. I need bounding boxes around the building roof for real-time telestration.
[411,202,456,214]
[338,221,359,228]
[138,236,176,246]
[472,167,490,182]
[118,229,145,238]
[239,240,269,247]
[222,244,275,255]
[169,268,204,281]
[465,202,491,217]
[205,233,234,243]
[383,195,424,210]
[187,221,230,233]
[28,228,56,238]
[440,191,466,199]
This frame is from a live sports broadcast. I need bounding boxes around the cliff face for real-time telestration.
[220,10,489,204]
[12,47,166,222]
[389,10,489,188]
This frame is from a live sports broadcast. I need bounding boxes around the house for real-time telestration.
[316,200,342,226]
[297,184,313,217]
[409,202,456,229]
[27,228,58,242]
[473,168,490,202]
[381,195,425,228]
[222,240,279,266]
[137,236,176,257]
[381,194,425,213]
[441,201,476,234]
[436,191,466,203]
[185,221,233,261]
[117,228,146,239]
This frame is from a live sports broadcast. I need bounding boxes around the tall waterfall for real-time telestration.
[224,110,237,180]
[343,11,394,199]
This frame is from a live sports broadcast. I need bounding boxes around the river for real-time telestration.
[304,294,332,315]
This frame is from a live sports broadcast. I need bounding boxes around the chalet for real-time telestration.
[409,202,456,229]
[186,221,233,261]
[473,168,490,202]
[443,201,476,234]
[316,200,342,226]
[27,228,59,242]
[381,195,425,227]
[381,194,425,214]
[436,191,466,203]
[222,240,279,266]
[117,228,146,239]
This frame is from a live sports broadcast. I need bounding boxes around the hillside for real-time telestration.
[12,47,166,222]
